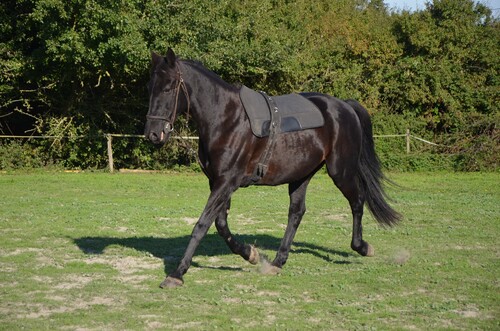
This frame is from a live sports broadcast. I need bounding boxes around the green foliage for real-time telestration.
[110,136,199,171]
[442,111,499,171]
[0,140,46,169]
[31,117,103,169]
[389,0,499,130]
[0,0,498,170]
[371,111,457,171]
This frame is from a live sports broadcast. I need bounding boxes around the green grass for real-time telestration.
[0,171,498,330]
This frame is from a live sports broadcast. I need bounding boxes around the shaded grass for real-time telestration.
[0,171,499,330]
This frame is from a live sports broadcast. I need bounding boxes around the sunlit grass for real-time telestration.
[0,171,498,330]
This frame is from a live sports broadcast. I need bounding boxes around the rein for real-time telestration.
[147,64,190,135]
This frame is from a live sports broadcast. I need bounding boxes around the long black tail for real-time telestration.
[345,99,402,226]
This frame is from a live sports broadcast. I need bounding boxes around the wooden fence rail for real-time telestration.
[104,134,198,172]
[0,129,442,172]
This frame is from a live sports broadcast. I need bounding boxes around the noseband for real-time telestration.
[147,65,190,135]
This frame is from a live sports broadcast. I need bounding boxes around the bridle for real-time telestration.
[146,64,190,135]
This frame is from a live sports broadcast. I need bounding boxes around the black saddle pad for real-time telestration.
[240,86,324,138]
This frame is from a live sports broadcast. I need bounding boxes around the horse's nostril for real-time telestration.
[149,132,159,142]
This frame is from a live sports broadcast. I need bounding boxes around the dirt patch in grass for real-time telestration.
[53,275,96,290]
[0,247,45,256]
[181,217,198,225]
[172,321,204,330]
[18,296,117,319]
[84,255,161,275]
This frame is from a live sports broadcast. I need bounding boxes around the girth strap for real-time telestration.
[252,91,281,180]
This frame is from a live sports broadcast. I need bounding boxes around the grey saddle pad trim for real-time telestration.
[240,85,324,138]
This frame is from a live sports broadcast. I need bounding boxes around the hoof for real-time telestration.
[248,245,260,265]
[160,276,183,289]
[366,244,375,257]
[353,241,375,257]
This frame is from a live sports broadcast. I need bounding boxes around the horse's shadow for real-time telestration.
[73,234,356,275]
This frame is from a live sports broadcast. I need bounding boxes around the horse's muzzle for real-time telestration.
[147,131,168,146]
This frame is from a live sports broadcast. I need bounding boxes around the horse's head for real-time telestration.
[145,48,187,146]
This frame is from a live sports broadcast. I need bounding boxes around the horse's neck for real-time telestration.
[182,61,239,130]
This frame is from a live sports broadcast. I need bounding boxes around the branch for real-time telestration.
[0,111,14,118]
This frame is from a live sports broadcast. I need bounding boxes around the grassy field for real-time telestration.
[0,171,498,330]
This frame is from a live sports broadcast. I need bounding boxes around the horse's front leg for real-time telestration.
[267,178,312,274]
[215,199,259,264]
[160,185,233,288]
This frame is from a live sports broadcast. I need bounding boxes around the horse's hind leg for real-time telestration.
[215,199,259,264]
[327,163,374,257]
[270,177,312,271]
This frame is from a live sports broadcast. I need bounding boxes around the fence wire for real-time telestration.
[1,131,444,172]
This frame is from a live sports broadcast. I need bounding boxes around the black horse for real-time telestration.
[145,48,401,288]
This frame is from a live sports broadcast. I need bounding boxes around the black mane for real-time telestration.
[181,59,241,91]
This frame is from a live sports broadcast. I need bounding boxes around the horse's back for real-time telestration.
[300,92,363,136]
[252,93,363,185]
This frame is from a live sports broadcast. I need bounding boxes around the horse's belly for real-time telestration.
[257,133,326,185]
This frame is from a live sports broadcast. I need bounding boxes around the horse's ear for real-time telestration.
[166,47,176,68]
[151,51,163,67]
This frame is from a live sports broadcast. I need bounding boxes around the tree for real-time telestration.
[0,0,498,170]
[1,0,151,134]
[386,0,499,131]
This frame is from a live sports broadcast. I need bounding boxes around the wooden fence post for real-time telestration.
[106,134,114,173]
[406,128,410,154]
